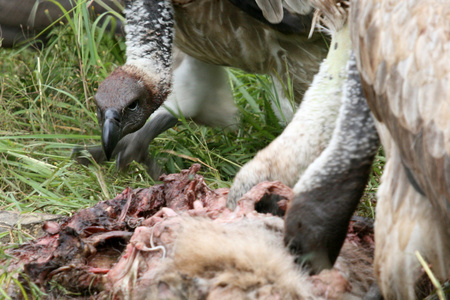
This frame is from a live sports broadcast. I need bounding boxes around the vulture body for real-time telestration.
[350,0,450,298]
[281,0,449,299]
[172,0,321,98]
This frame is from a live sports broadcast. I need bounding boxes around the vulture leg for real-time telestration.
[228,23,352,208]
[283,53,379,274]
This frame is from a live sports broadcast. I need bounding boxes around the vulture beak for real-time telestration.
[102,109,122,161]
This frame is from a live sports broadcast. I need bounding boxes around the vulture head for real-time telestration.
[95,65,170,160]
[94,0,174,160]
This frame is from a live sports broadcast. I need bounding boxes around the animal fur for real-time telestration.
[116,216,375,300]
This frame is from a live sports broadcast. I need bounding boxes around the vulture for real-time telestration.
[278,0,449,299]
[93,0,377,286]
[91,0,336,182]
[92,0,374,282]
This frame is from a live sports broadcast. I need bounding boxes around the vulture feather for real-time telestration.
[350,0,450,298]
[277,0,449,299]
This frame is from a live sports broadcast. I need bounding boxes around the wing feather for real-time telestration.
[255,0,284,23]
[350,0,450,219]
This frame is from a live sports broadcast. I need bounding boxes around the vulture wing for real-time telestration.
[351,0,450,221]
[255,0,284,23]
[227,0,314,34]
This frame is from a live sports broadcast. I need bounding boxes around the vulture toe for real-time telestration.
[71,145,107,166]
[115,112,178,176]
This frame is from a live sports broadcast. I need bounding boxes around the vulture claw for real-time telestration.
[72,112,177,179]
[71,146,107,166]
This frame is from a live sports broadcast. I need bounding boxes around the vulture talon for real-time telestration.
[283,52,379,274]
[71,146,107,166]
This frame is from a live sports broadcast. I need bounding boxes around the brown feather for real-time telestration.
[351,0,450,220]
[350,0,450,298]
[255,0,284,23]
[172,0,327,101]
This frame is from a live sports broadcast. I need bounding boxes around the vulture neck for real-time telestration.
[322,24,351,88]
[123,0,174,92]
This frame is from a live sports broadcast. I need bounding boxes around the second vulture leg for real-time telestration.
[284,53,380,274]
[227,24,352,207]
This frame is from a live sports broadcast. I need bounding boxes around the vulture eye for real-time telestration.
[128,100,139,111]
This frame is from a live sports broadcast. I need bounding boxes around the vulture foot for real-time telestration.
[72,145,107,166]
[284,53,379,274]
[72,143,162,179]
[72,113,177,179]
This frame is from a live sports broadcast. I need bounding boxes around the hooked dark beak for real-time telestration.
[101,109,122,161]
